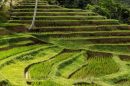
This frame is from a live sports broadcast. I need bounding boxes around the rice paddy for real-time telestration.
[0,0,130,86]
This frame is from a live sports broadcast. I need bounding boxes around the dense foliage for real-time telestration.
[55,0,130,24]
[0,0,11,23]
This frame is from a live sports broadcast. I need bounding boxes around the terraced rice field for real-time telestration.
[1,0,130,86]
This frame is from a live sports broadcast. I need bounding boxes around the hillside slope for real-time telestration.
[1,0,130,86]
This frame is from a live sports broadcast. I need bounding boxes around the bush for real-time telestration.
[86,4,110,18]
[86,0,130,23]
[0,11,8,23]
[55,0,130,24]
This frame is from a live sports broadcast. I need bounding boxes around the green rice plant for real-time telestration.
[54,37,130,45]
[0,23,28,31]
[70,56,119,79]
[31,31,130,39]
[3,0,130,85]
[21,0,47,3]
[87,38,130,44]
[0,73,11,85]
[15,45,58,61]
[116,81,130,86]
[89,45,130,54]
[113,77,130,86]
[9,20,119,26]
[32,80,63,86]
[11,12,96,16]
[0,34,43,48]
[57,53,85,78]
[48,39,90,49]
[11,8,85,12]
[0,46,61,86]
[14,5,60,9]
[11,16,105,20]
[19,3,47,6]
[0,36,31,45]
[74,82,100,86]
[13,40,33,45]
[119,55,130,61]
[0,28,9,35]
[32,25,130,32]
[54,36,130,40]
[0,44,42,61]
[46,37,130,49]
[29,51,80,80]
[20,1,47,4]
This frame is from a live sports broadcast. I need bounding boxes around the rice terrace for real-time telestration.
[0,0,130,86]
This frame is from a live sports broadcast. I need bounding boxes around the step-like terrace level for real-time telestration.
[31,31,130,37]
[11,12,97,16]
[19,3,48,5]
[11,9,87,12]
[14,5,62,9]
[11,16,106,20]
[9,20,119,26]
[20,1,48,3]
[30,25,130,32]
[56,37,130,44]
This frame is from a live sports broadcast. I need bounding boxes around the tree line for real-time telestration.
[49,0,130,24]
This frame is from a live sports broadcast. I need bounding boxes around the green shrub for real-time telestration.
[87,0,130,23]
